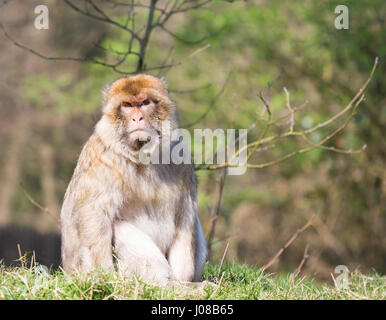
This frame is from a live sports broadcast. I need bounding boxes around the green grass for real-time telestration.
[0,263,384,300]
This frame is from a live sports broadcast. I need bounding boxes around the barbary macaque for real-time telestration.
[60,74,207,283]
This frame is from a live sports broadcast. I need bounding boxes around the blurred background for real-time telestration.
[0,0,384,282]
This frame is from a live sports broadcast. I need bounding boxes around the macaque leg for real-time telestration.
[114,221,172,283]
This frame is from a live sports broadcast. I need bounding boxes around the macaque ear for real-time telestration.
[159,76,168,91]
[102,82,113,106]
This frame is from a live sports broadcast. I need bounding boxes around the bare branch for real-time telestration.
[262,214,315,273]
[171,0,212,14]
[0,23,84,63]
[303,57,378,135]
[103,0,167,14]
[0,22,175,75]
[16,243,25,268]
[196,57,378,171]
[19,182,59,225]
[64,0,140,41]
[290,244,310,281]
[0,23,140,74]
[158,24,221,45]
[1,0,215,75]
[154,0,180,26]
[257,91,271,117]
[283,87,294,132]
[137,0,157,72]
[206,169,227,260]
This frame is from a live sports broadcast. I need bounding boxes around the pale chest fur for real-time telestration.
[109,157,188,253]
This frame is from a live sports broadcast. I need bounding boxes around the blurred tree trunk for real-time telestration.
[37,142,59,232]
[0,116,28,226]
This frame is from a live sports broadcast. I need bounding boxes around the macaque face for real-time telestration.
[119,93,159,151]
[103,75,174,152]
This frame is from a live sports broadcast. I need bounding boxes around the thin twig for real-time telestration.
[262,214,315,272]
[217,242,230,276]
[196,57,378,171]
[19,182,59,224]
[0,23,139,74]
[210,232,240,245]
[283,87,294,132]
[30,250,36,270]
[64,0,140,40]
[290,244,310,281]
[206,168,227,260]
[16,243,24,268]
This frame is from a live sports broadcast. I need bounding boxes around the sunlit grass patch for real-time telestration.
[0,262,384,300]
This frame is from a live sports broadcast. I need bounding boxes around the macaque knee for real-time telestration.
[114,222,172,283]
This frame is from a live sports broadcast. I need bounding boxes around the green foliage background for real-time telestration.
[0,0,384,281]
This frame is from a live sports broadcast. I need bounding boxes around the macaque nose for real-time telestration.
[131,114,143,122]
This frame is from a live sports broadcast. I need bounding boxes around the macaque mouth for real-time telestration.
[128,128,147,134]
[131,136,152,151]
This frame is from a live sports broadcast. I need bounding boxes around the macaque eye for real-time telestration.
[121,102,132,108]
[142,99,150,106]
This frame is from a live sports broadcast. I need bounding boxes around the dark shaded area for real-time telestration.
[0,226,61,269]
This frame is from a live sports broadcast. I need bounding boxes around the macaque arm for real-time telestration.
[61,162,115,273]
[76,204,114,270]
[61,198,114,272]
